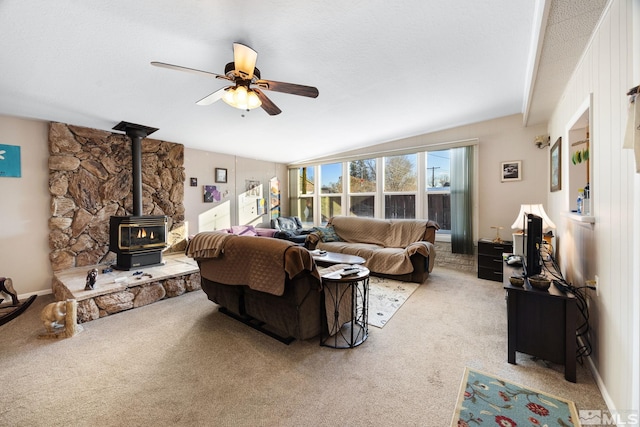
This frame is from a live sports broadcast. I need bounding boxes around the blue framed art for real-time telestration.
[0,144,21,177]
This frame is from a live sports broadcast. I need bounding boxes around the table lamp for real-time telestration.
[510,204,556,255]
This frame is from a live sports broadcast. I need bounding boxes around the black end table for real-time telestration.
[320,267,369,348]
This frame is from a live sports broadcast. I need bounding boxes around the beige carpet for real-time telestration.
[0,267,607,426]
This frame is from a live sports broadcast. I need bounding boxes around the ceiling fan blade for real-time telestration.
[253,88,282,116]
[255,79,319,98]
[151,61,233,81]
[233,43,258,80]
[196,87,227,106]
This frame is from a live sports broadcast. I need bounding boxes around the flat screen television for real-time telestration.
[524,213,543,277]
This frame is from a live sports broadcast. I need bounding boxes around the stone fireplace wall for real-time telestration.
[48,122,186,271]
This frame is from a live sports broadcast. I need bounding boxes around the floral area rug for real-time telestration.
[451,368,579,426]
[367,276,419,328]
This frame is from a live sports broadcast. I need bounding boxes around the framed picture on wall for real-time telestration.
[501,160,522,182]
[550,137,561,192]
[215,168,227,183]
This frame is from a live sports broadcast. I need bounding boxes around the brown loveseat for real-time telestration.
[306,216,439,283]
[186,232,322,342]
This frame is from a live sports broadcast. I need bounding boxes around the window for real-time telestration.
[289,143,474,243]
[320,163,343,223]
[384,154,417,219]
[299,167,314,195]
[426,150,451,232]
[349,158,376,217]
[298,166,314,225]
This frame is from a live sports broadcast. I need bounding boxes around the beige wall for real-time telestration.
[547,0,638,413]
[0,116,51,296]
[182,147,288,236]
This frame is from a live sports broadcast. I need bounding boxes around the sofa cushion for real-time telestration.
[273,216,303,232]
[311,225,342,242]
[231,225,258,236]
[329,216,435,247]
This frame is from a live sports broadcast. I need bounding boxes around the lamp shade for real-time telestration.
[510,204,556,231]
[222,86,262,110]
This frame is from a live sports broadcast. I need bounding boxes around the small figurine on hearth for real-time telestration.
[85,268,98,290]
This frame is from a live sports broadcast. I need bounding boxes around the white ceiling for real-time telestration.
[0,0,606,164]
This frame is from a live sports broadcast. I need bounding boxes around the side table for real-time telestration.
[478,239,513,282]
[320,267,369,348]
[503,263,577,382]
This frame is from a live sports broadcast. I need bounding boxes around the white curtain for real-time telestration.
[450,146,474,254]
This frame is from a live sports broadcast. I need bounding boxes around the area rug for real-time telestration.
[451,368,580,427]
[367,276,419,328]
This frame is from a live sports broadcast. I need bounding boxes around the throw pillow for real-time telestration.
[312,226,342,242]
[231,225,258,236]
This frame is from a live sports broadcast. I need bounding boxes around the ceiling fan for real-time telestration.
[151,43,319,116]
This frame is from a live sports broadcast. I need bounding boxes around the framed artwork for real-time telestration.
[550,137,561,192]
[215,168,227,183]
[0,144,21,177]
[190,177,197,187]
[203,185,222,203]
[501,161,522,182]
[246,179,261,197]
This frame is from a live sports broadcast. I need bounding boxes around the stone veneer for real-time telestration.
[51,254,201,323]
[48,122,187,272]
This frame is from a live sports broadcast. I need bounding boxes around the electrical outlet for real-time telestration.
[585,276,598,296]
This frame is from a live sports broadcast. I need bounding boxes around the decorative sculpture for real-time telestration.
[491,226,504,244]
[41,301,67,333]
[0,277,37,327]
[39,299,82,339]
[85,268,98,290]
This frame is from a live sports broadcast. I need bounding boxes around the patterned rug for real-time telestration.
[451,368,580,427]
[368,276,419,328]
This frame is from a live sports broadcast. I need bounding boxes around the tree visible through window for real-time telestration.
[385,155,417,192]
[349,159,376,192]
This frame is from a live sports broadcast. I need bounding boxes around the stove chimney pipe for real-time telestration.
[112,121,159,216]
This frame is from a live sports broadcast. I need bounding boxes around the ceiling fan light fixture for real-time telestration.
[222,86,262,110]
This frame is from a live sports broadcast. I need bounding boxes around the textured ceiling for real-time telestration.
[0,0,606,163]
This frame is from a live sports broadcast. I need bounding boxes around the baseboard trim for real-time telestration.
[579,337,616,414]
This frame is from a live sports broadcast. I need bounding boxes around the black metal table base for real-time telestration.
[320,272,369,349]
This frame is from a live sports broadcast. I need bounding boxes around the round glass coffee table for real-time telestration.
[311,250,365,267]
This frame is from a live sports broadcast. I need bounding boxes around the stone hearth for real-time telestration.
[52,253,200,323]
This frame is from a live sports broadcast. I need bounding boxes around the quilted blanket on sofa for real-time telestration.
[188,233,320,296]
[315,216,438,275]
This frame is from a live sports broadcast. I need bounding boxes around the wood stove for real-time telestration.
[109,121,167,270]
[109,215,167,270]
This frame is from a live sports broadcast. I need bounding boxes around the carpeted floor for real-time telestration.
[0,267,607,426]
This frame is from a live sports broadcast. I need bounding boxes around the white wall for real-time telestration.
[547,0,638,413]
[0,116,51,296]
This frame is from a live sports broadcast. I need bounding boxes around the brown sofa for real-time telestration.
[186,232,323,342]
[306,216,439,283]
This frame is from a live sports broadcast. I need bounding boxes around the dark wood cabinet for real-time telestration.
[503,264,577,382]
[477,239,512,282]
